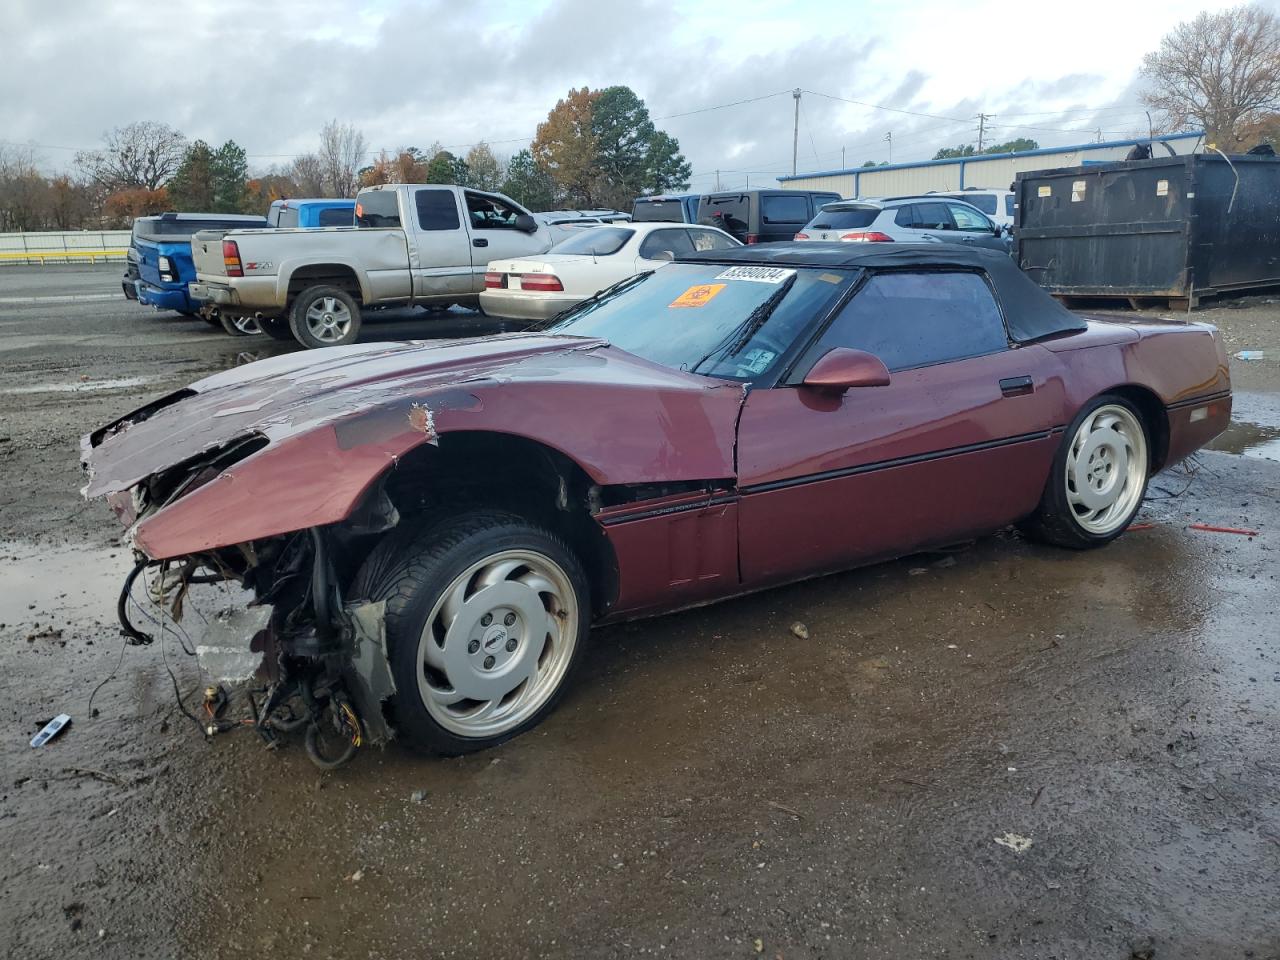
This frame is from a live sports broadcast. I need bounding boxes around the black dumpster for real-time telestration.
[1015,153,1280,308]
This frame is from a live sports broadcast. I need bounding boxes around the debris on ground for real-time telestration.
[30,714,71,748]
[410,790,428,803]
[1188,523,1259,537]
[25,625,64,643]
[789,622,809,640]
[993,832,1033,853]
[1234,350,1265,360]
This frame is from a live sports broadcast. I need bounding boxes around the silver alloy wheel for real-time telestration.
[231,314,261,335]
[1065,403,1148,535]
[416,549,579,738]
[304,296,353,343]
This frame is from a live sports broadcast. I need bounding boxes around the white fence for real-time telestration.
[0,231,131,265]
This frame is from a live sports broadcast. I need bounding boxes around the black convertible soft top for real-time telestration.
[678,242,1086,343]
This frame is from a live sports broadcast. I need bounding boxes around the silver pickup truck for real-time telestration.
[189,184,557,347]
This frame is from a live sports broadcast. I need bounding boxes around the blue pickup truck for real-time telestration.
[266,197,355,228]
[123,212,269,316]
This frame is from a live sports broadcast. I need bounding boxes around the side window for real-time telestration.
[894,205,915,228]
[909,202,953,230]
[688,228,736,251]
[318,207,353,227]
[415,189,461,231]
[466,191,521,230]
[948,203,992,232]
[356,190,402,228]
[276,207,299,228]
[1005,195,1017,217]
[806,271,1008,372]
[761,194,812,223]
[639,229,696,260]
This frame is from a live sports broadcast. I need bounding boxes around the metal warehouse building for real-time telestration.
[777,132,1203,198]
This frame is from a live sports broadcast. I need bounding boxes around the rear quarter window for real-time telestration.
[762,194,812,223]
[356,190,402,228]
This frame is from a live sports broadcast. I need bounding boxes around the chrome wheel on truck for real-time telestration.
[289,285,362,348]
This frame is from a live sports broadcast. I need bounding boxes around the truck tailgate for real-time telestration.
[191,231,230,279]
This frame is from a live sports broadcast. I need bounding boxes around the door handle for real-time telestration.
[472,238,488,247]
[999,375,1034,397]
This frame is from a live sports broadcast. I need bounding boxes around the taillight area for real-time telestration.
[794,232,810,241]
[484,272,506,289]
[745,234,759,244]
[839,231,894,242]
[519,273,564,292]
[222,239,243,277]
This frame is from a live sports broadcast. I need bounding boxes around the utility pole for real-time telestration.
[792,89,802,176]
[842,146,846,169]
[715,169,720,190]
[976,113,992,152]
[1146,110,1154,141]
[883,131,893,164]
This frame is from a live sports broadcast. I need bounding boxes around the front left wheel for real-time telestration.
[351,511,591,755]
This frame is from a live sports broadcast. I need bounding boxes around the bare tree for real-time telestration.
[317,120,367,198]
[75,121,188,191]
[289,154,326,196]
[464,142,505,191]
[1141,4,1280,147]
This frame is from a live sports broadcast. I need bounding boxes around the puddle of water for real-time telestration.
[0,541,132,628]
[1207,391,1280,462]
[1,376,155,395]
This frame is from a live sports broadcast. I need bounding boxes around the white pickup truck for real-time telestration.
[189,184,557,347]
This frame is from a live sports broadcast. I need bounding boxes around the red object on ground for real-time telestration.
[1127,523,1155,531]
[1188,523,1259,536]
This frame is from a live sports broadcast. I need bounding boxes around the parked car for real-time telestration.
[480,222,740,320]
[698,189,842,243]
[267,198,356,228]
[632,193,702,223]
[122,213,270,324]
[795,197,1011,252]
[82,243,1231,764]
[189,184,557,348]
[934,189,1016,228]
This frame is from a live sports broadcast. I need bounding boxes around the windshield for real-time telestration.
[551,227,635,256]
[545,262,858,381]
[633,200,686,222]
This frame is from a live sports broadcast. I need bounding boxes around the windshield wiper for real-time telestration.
[529,270,654,331]
[690,273,797,374]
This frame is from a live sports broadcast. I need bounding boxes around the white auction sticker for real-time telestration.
[714,266,797,284]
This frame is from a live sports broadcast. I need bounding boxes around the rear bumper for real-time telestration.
[479,289,583,321]
[134,279,194,312]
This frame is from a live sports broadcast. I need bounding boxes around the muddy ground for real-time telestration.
[1,264,1278,959]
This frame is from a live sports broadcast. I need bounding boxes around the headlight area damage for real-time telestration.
[80,336,747,767]
[106,456,404,770]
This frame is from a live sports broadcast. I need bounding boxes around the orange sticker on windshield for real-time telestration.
[669,283,725,308]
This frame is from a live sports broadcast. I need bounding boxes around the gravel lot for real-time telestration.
[2,264,1278,959]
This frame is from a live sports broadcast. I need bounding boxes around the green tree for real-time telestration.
[211,140,249,212]
[644,130,691,197]
[984,137,1038,154]
[501,149,557,210]
[933,143,977,160]
[168,140,216,210]
[425,149,469,185]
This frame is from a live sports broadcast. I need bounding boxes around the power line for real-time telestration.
[801,89,970,124]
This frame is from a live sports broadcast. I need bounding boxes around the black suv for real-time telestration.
[697,189,842,244]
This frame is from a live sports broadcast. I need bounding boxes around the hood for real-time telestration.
[83,332,745,503]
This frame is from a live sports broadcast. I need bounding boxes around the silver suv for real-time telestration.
[795,196,1011,253]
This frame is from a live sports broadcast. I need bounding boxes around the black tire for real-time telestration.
[351,510,591,756]
[258,316,295,341]
[288,285,361,349]
[1019,394,1151,550]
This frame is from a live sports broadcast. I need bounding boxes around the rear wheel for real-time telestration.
[220,312,262,336]
[352,511,590,755]
[289,285,360,348]
[1020,395,1151,549]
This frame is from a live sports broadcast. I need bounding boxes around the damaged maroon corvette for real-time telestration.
[82,245,1231,765]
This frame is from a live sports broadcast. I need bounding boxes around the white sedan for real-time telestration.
[480,222,741,321]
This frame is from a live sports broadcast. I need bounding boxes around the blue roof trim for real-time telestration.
[776,131,1204,182]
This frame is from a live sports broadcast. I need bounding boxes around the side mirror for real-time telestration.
[993,224,1003,237]
[514,213,538,233]
[650,250,674,262]
[802,347,891,393]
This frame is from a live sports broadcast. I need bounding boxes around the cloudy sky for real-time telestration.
[4,0,1275,189]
